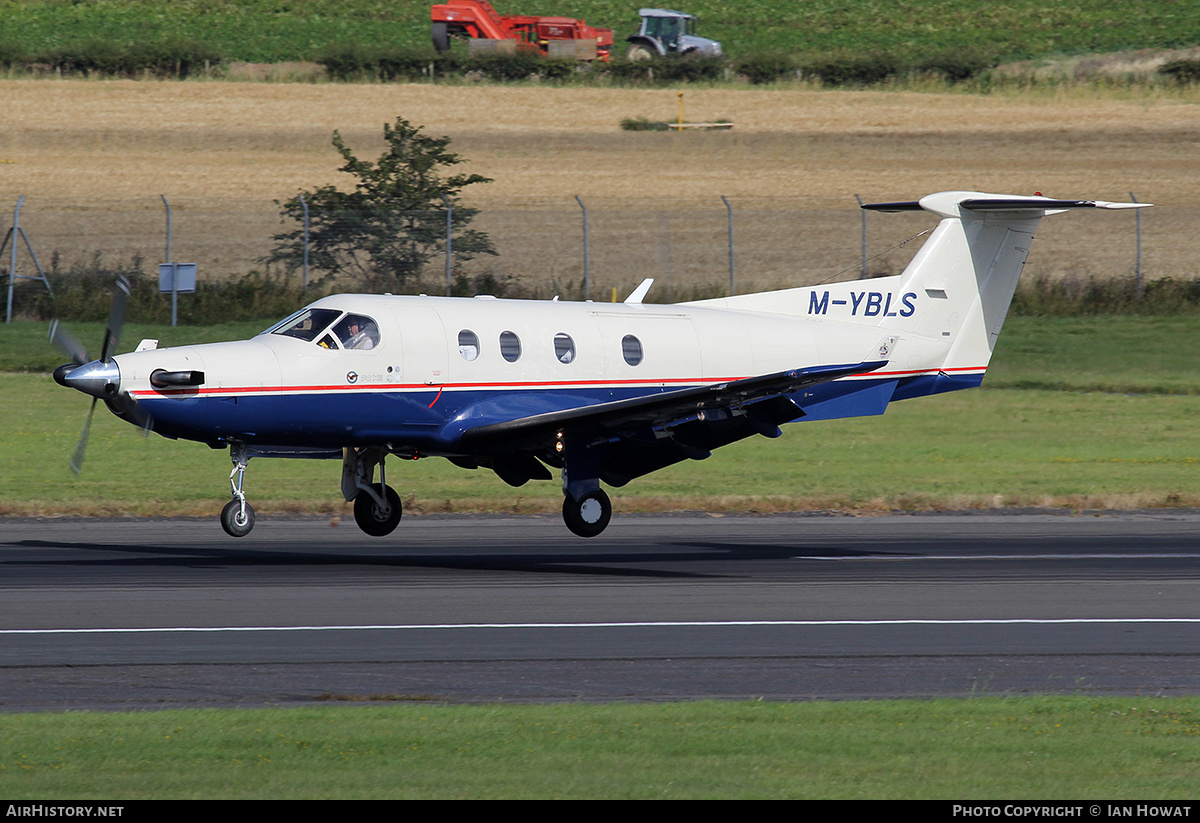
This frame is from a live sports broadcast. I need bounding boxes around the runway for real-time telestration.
[3,512,1200,710]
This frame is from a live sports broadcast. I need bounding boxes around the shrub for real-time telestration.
[10,254,324,325]
[735,52,796,85]
[799,52,899,86]
[1158,59,1200,84]
[39,37,222,79]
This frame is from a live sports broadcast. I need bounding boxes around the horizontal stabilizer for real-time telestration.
[862,192,1150,218]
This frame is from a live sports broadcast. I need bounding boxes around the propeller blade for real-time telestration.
[48,320,89,366]
[70,398,98,476]
[100,274,131,362]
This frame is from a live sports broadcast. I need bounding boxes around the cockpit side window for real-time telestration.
[332,314,381,350]
[270,308,342,342]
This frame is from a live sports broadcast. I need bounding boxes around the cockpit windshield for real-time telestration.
[268,308,342,342]
[265,308,382,351]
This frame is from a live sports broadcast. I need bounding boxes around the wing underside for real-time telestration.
[456,360,887,487]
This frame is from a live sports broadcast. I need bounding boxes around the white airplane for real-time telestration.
[52,191,1148,538]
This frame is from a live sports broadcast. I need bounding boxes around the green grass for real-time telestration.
[1,698,1198,799]
[4,315,1200,516]
[1,0,1198,66]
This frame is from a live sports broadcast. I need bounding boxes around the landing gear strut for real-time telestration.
[559,436,612,537]
[343,447,402,537]
[221,442,255,537]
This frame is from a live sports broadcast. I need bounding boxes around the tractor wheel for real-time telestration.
[626,43,656,61]
[432,22,450,53]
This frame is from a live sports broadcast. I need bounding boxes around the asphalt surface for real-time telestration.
[3,511,1200,710]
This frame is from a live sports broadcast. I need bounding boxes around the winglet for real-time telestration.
[624,279,654,304]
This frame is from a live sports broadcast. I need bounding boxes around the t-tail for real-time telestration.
[690,190,1149,384]
[859,191,1148,374]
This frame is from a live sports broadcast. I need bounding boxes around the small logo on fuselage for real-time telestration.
[346,371,358,384]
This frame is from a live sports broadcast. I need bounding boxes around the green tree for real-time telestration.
[269,116,496,291]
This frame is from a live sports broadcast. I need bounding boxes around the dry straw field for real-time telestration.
[3,79,1199,296]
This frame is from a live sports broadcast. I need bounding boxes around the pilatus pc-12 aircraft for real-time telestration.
[52,191,1148,538]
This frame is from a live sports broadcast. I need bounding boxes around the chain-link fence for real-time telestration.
[3,193,1190,314]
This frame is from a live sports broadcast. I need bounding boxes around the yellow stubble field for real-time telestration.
[2,79,1199,295]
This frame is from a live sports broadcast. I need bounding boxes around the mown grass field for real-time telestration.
[3,698,1199,799]
[5,315,1199,517]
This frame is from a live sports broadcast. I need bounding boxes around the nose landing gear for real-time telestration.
[220,442,255,537]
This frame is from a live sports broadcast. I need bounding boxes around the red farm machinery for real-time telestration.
[431,0,614,61]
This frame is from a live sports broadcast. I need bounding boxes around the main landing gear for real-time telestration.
[559,437,613,538]
[562,488,612,538]
[342,447,402,537]
[218,443,402,538]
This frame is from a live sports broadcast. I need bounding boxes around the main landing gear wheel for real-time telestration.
[562,489,612,538]
[354,484,402,537]
[220,499,255,538]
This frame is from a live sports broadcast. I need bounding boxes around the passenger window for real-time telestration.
[499,330,521,362]
[458,330,480,361]
[332,314,380,350]
[554,333,575,363]
[622,334,643,366]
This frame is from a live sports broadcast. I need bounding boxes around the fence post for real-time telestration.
[298,193,310,289]
[3,196,21,324]
[160,195,172,266]
[721,195,734,295]
[575,195,589,300]
[443,194,453,296]
[160,195,178,326]
[1130,191,1143,300]
[3,195,53,323]
[855,194,868,278]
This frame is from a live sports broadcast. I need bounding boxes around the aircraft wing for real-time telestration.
[459,359,887,456]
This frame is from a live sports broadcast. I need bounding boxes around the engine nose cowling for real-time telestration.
[54,359,121,400]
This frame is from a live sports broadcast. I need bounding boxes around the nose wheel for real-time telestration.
[220,442,256,537]
[562,488,612,538]
[220,498,256,538]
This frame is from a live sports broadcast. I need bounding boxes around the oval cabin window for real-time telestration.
[499,330,522,362]
[553,333,575,363]
[622,334,643,366]
[458,330,480,361]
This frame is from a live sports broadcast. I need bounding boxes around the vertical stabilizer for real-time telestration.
[862,191,1149,373]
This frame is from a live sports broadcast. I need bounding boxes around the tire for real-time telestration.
[626,42,656,61]
[562,489,612,538]
[220,499,255,538]
[432,22,450,53]
[354,484,402,537]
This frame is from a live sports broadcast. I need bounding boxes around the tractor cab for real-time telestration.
[626,8,721,60]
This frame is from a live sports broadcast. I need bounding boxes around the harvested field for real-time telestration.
[2,80,1199,297]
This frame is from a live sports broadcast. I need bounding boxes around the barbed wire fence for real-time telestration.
[2,192,1184,322]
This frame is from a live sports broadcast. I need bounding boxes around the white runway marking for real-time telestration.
[5,618,1200,635]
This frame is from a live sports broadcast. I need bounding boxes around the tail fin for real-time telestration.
[862,191,1149,372]
[688,191,1148,378]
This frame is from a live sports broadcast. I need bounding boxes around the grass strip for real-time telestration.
[6,374,1200,516]
[1,698,1198,799]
